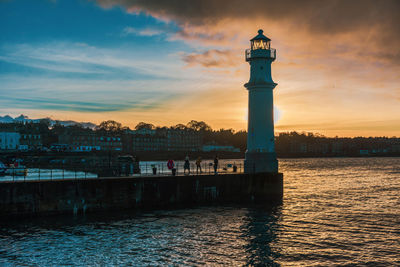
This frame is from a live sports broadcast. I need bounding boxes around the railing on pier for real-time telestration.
[137,161,243,177]
[0,167,97,182]
[0,160,244,182]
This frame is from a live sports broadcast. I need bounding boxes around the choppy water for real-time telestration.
[1,157,399,266]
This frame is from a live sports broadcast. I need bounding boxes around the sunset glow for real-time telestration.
[1,0,399,137]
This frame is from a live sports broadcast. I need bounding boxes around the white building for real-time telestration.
[244,30,278,173]
[0,132,20,150]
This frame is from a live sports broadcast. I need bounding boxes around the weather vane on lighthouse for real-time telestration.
[244,29,278,173]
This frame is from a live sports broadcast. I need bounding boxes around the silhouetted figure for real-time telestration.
[184,155,190,175]
[167,159,175,176]
[196,157,202,174]
[214,155,219,174]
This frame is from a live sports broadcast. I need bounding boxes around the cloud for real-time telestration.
[95,0,400,65]
[0,41,199,115]
[0,42,187,80]
[171,26,231,46]
[0,72,183,113]
[96,0,400,35]
[0,94,176,112]
[122,26,165,37]
[182,49,240,68]
[0,41,233,116]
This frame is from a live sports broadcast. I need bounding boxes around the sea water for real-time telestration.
[0,157,399,266]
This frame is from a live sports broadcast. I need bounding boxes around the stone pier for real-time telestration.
[0,173,283,219]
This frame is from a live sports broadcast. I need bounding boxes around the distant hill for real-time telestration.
[0,114,97,129]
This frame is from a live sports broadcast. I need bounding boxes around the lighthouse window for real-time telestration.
[251,40,270,50]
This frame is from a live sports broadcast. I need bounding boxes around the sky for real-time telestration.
[1,0,400,137]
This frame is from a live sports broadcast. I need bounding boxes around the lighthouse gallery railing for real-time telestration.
[245,48,276,61]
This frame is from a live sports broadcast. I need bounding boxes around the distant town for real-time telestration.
[1,115,400,159]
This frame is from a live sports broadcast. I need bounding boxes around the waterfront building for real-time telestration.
[391,144,400,153]
[202,144,240,152]
[167,129,202,152]
[19,133,43,150]
[124,128,201,153]
[0,132,20,150]
[131,128,157,136]
[244,29,278,173]
[331,141,344,154]
[307,143,329,155]
[290,142,307,154]
[98,135,122,151]
[131,129,167,152]
[59,133,122,152]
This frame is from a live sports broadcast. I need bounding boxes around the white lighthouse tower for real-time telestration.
[244,29,278,173]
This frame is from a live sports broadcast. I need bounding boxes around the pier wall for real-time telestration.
[0,173,283,219]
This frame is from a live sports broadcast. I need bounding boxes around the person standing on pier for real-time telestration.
[184,155,190,175]
[167,159,175,175]
[196,157,202,174]
[213,155,219,174]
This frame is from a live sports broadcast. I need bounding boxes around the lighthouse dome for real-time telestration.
[250,29,271,41]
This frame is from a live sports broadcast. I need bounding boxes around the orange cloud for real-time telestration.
[182,49,240,68]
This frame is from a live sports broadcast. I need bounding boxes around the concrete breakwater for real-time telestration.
[0,173,283,219]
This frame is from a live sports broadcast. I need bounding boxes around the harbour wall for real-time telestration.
[0,173,283,219]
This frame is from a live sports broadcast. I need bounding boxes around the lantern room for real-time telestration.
[245,29,276,61]
[250,29,271,50]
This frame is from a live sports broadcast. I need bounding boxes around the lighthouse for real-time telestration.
[244,29,278,173]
